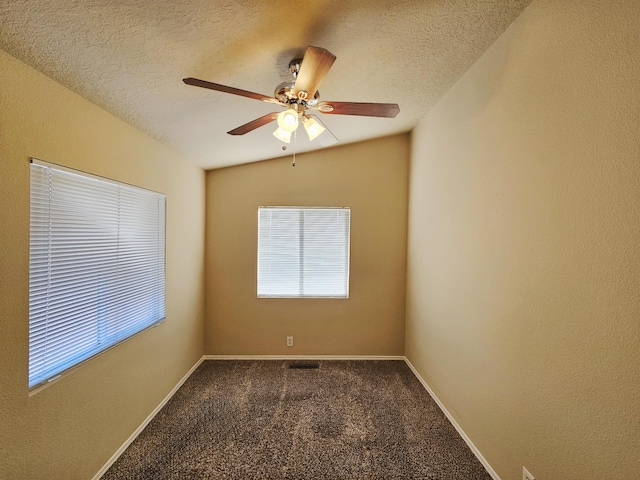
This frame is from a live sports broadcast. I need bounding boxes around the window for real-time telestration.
[257,207,350,298]
[29,159,166,388]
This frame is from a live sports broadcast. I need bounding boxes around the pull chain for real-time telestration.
[292,128,297,166]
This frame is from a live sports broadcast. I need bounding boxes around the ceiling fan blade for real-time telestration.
[183,77,273,102]
[227,112,279,135]
[317,101,400,118]
[294,46,336,100]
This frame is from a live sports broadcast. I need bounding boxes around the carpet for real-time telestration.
[102,360,492,479]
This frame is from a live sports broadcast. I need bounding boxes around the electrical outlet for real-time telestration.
[286,336,294,347]
[523,467,535,480]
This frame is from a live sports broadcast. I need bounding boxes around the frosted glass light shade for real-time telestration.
[302,115,326,141]
[273,127,292,143]
[277,108,299,132]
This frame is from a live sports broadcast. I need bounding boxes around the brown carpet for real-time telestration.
[102,360,492,479]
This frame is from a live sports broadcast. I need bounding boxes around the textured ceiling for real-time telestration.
[0,0,531,169]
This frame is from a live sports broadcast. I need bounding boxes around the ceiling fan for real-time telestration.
[183,46,400,147]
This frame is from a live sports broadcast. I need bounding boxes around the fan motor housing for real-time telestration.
[274,59,321,107]
[274,81,320,107]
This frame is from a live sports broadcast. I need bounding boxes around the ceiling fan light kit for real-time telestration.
[183,46,400,149]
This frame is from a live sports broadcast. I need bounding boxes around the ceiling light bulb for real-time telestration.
[283,112,297,127]
[277,108,299,132]
[302,115,326,141]
[273,127,292,143]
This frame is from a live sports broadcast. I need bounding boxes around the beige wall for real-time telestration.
[406,2,640,480]
[205,135,409,355]
[0,50,205,479]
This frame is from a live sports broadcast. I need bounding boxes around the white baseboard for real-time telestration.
[92,356,205,480]
[403,358,500,480]
[203,354,406,360]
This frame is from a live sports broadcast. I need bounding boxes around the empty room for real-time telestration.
[0,1,638,479]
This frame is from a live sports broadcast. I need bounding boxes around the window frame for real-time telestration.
[28,158,166,390]
[257,206,351,299]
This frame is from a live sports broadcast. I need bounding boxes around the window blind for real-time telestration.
[29,160,166,388]
[258,207,350,298]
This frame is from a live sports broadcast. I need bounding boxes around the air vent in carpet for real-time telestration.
[289,362,319,369]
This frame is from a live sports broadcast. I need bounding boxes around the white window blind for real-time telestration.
[29,160,166,388]
[258,207,350,298]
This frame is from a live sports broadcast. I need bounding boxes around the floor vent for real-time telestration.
[289,362,320,369]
